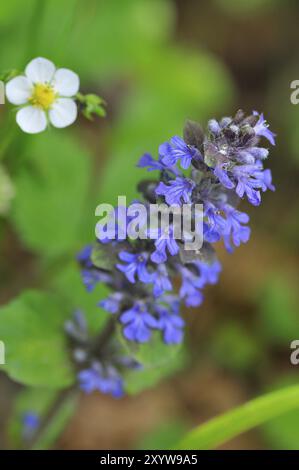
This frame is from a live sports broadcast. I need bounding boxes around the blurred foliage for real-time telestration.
[210,322,261,372]
[257,274,299,345]
[11,132,92,257]
[0,291,74,388]
[214,0,282,17]
[138,420,187,450]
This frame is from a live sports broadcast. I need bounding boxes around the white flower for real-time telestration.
[6,57,80,134]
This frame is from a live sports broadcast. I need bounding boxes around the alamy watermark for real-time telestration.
[290,340,299,365]
[290,81,299,104]
[95,196,204,251]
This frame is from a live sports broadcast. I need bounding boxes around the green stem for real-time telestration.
[176,384,299,450]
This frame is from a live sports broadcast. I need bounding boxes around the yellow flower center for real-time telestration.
[29,83,56,110]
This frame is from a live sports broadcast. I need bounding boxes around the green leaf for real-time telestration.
[91,243,117,271]
[125,348,186,395]
[176,384,299,450]
[11,131,91,256]
[0,290,74,388]
[120,329,187,394]
[119,329,182,368]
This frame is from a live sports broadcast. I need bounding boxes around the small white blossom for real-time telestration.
[6,57,80,134]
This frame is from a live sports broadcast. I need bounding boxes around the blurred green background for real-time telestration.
[0,0,299,450]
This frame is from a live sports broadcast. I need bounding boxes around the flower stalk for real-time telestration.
[71,109,276,398]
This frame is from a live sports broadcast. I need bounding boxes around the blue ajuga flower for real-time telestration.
[178,265,204,307]
[156,305,185,344]
[152,263,172,297]
[81,268,111,292]
[223,206,251,252]
[22,412,40,432]
[64,310,88,342]
[116,251,153,284]
[150,225,180,264]
[98,292,125,314]
[78,363,124,398]
[137,152,180,176]
[232,163,275,206]
[253,111,276,145]
[203,222,220,243]
[204,111,275,206]
[138,152,165,171]
[213,157,275,207]
[213,163,235,190]
[195,260,222,287]
[179,260,221,307]
[120,301,159,342]
[238,146,269,163]
[76,110,275,397]
[77,244,93,267]
[208,118,222,135]
[160,135,201,169]
[155,176,195,206]
[263,168,275,192]
[204,202,227,243]
[77,243,112,291]
[66,310,136,400]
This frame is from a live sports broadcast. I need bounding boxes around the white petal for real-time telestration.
[52,68,79,97]
[16,106,47,134]
[25,57,55,84]
[6,76,32,105]
[49,98,77,128]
